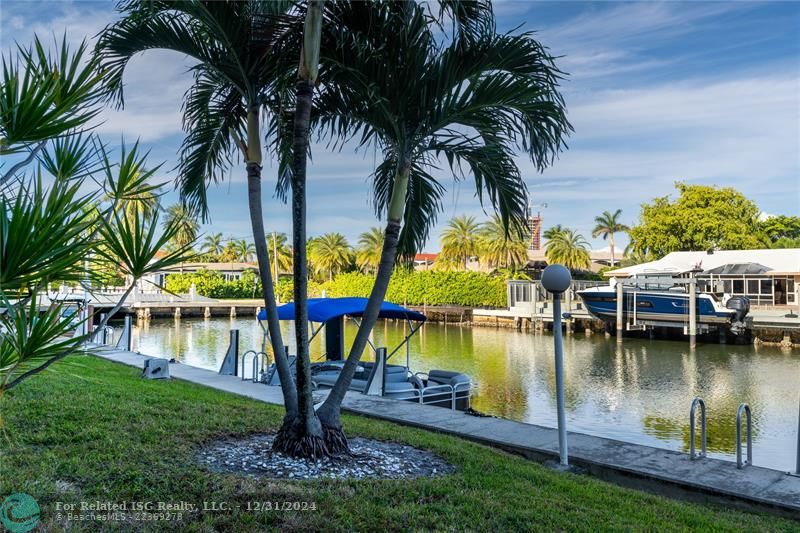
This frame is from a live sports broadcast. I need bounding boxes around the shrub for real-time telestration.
[166,269,507,307]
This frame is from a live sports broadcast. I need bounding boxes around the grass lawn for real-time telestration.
[0,355,795,532]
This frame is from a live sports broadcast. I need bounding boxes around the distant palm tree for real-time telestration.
[202,232,224,258]
[545,228,591,271]
[163,204,198,249]
[309,233,352,280]
[543,224,564,240]
[479,215,528,270]
[356,227,384,273]
[233,239,256,263]
[267,232,292,276]
[440,215,481,270]
[592,209,629,267]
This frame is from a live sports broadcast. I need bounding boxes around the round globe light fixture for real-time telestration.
[541,264,572,294]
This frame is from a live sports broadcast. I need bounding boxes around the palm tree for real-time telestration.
[356,227,384,273]
[313,2,571,447]
[543,224,564,240]
[202,232,224,259]
[163,204,199,249]
[592,209,629,267]
[479,215,528,270]
[308,233,352,280]
[545,228,591,271]
[233,239,256,262]
[439,215,481,270]
[267,232,292,276]
[98,1,299,428]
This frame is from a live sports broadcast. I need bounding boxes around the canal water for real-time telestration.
[132,318,800,472]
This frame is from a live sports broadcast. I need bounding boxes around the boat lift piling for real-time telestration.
[616,281,624,342]
[689,276,698,349]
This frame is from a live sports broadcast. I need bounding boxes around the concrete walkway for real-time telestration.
[92,346,800,518]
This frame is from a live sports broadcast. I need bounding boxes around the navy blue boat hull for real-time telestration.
[578,289,734,325]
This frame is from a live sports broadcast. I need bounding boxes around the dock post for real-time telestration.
[230,306,237,318]
[616,280,623,342]
[565,287,572,334]
[204,306,211,318]
[689,278,697,349]
[174,307,181,319]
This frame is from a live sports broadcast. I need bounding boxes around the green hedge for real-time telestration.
[320,271,507,308]
[166,269,506,308]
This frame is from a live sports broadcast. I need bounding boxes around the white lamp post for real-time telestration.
[541,264,572,467]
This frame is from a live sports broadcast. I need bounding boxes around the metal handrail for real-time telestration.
[736,403,753,469]
[241,350,267,383]
[689,397,707,460]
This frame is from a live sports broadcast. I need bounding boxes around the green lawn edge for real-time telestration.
[0,354,795,532]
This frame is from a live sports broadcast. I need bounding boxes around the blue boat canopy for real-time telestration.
[257,297,426,323]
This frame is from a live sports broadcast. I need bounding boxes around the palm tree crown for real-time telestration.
[439,215,481,269]
[233,239,256,262]
[545,228,591,271]
[356,227,384,273]
[479,215,528,270]
[308,232,353,280]
[310,1,571,256]
[163,203,199,249]
[202,232,224,257]
[592,209,629,267]
[267,232,292,275]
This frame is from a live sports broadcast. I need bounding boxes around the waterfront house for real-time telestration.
[605,249,800,307]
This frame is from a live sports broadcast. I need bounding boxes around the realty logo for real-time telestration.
[0,493,40,533]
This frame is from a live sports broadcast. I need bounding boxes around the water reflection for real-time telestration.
[131,318,799,471]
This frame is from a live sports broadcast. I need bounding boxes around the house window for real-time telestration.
[723,280,732,293]
[747,280,759,294]
[760,279,772,294]
[732,280,744,294]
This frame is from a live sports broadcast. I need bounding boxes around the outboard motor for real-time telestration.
[725,296,750,334]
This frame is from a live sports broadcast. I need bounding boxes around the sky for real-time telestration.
[2,1,799,252]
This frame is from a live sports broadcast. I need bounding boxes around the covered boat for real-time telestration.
[254,297,473,410]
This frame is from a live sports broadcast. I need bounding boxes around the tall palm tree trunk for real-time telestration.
[317,165,409,451]
[274,0,327,457]
[273,78,326,458]
[247,164,297,418]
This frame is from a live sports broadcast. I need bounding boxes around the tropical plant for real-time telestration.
[267,232,293,276]
[356,227,384,273]
[439,215,481,270]
[98,0,314,452]
[479,215,528,270]
[1,35,105,184]
[202,232,224,258]
[543,224,564,240]
[308,233,353,280]
[232,239,256,262]
[311,1,571,449]
[627,183,767,258]
[102,140,164,225]
[163,203,199,249]
[591,209,629,267]
[544,228,591,271]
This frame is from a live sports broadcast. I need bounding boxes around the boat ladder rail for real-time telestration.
[736,403,753,469]
[689,397,707,460]
[241,350,269,383]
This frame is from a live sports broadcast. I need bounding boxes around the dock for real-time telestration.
[92,345,800,518]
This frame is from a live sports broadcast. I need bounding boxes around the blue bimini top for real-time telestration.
[256,297,426,323]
